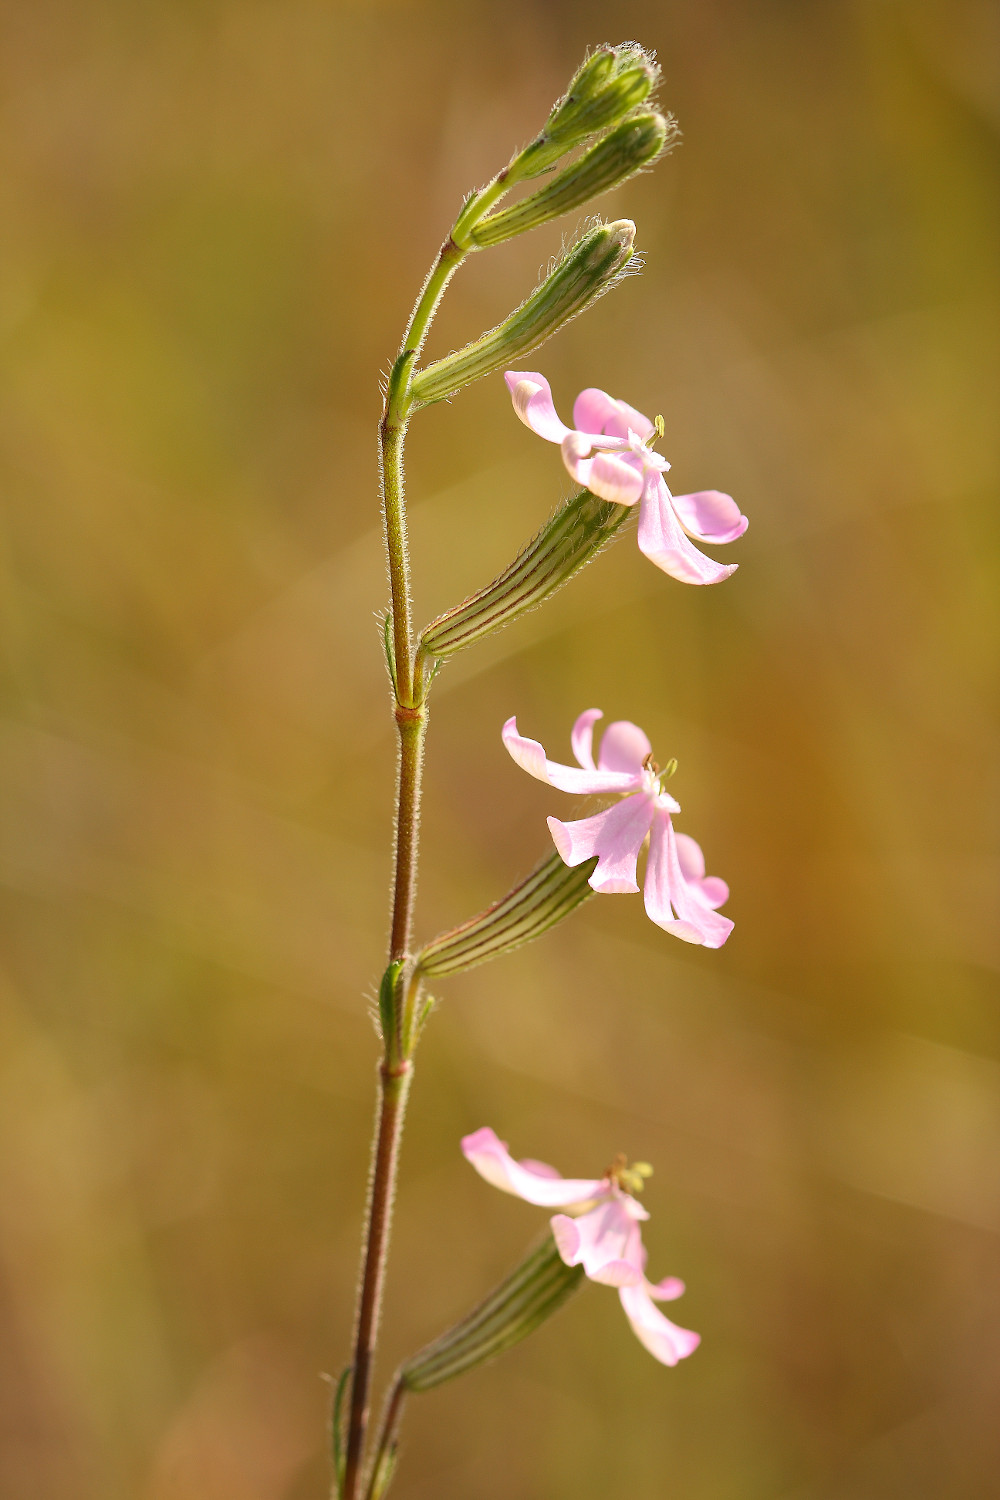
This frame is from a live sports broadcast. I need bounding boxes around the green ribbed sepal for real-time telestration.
[471,115,674,249]
[415,852,597,979]
[401,1235,584,1392]
[419,489,633,661]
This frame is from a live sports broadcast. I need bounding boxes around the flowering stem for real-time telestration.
[389,708,426,962]
[342,176,508,1500]
[380,412,414,707]
[342,1063,412,1500]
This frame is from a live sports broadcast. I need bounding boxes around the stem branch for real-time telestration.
[364,1377,407,1500]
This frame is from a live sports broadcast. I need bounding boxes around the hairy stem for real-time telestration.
[342,1064,412,1500]
[402,238,466,359]
[380,415,413,708]
[341,176,501,1498]
[390,709,427,961]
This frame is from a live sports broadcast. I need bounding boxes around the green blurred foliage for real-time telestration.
[0,1,998,1496]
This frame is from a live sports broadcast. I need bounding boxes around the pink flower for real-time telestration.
[505,370,748,585]
[502,708,733,948]
[461,1127,700,1367]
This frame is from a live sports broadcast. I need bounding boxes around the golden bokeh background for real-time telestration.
[1,1,997,1496]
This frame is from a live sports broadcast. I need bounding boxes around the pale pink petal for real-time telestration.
[550,1197,646,1286]
[548,794,655,894]
[674,831,706,881]
[597,720,653,776]
[697,876,730,908]
[504,371,571,444]
[519,1159,562,1180]
[562,438,643,505]
[502,717,640,795]
[647,1275,686,1301]
[674,832,730,910]
[643,813,734,948]
[461,1128,607,1208]
[571,708,604,771]
[671,489,749,544]
[619,1280,701,1366]
[637,473,738,586]
[573,387,654,442]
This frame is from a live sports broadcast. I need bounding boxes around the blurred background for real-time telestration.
[1,1,998,1495]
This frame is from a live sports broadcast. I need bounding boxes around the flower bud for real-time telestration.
[409,220,637,408]
[513,44,660,180]
[470,114,675,249]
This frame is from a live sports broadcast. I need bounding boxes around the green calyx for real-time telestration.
[414,850,598,979]
[400,1233,585,1392]
[418,488,635,661]
[470,114,675,249]
[409,220,637,408]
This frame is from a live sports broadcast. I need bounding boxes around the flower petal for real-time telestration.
[461,1128,607,1207]
[671,489,749,545]
[548,793,655,893]
[698,876,730,909]
[573,387,654,442]
[647,1275,686,1301]
[571,708,603,771]
[674,831,706,882]
[597,719,653,776]
[619,1280,701,1366]
[550,1197,646,1286]
[504,371,571,444]
[502,717,640,795]
[637,473,738,586]
[643,813,734,948]
[673,833,730,909]
[561,438,643,505]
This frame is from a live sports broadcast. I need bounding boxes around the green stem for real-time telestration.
[380,414,414,707]
[402,238,466,359]
[400,166,513,360]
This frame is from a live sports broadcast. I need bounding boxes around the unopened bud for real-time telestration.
[514,44,660,180]
[410,220,637,407]
[470,114,674,249]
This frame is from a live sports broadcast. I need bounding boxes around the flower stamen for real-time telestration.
[605,1154,655,1195]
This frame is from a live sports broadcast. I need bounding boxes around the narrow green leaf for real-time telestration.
[381,614,398,697]
[378,961,406,1061]
[414,851,597,979]
[401,1235,584,1393]
[419,489,634,661]
[330,1365,351,1497]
